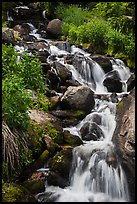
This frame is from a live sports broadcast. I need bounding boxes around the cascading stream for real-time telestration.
[13,24,131,202]
[37,45,130,202]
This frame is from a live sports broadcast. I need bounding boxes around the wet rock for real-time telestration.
[42,135,61,156]
[80,122,104,141]
[26,42,50,52]
[106,151,118,168]
[64,54,74,64]
[10,5,43,21]
[13,24,32,35]
[38,50,50,63]
[51,110,86,127]
[47,149,73,187]
[91,113,102,125]
[47,70,60,91]
[127,73,135,92]
[113,88,135,201]
[110,93,119,103]
[2,28,21,45]
[103,70,122,93]
[104,69,121,80]
[49,95,61,110]
[91,55,113,73]
[22,172,45,194]
[16,150,50,183]
[65,79,81,87]
[63,130,83,146]
[51,41,71,52]
[61,85,95,114]
[53,61,72,82]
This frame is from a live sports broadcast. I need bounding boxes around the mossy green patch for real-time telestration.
[2,183,36,202]
[46,123,63,144]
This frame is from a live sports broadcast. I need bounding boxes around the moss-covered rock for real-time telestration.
[2,183,37,202]
[26,121,46,159]
[51,110,86,127]
[46,123,64,144]
[63,130,83,146]
[22,172,45,195]
[43,135,62,156]
[47,149,73,187]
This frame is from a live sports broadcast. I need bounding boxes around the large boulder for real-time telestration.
[53,61,72,83]
[2,28,21,45]
[112,88,135,201]
[103,70,123,93]
[51,110,86,127]
[80,122,104,141]
[46,19,62,38]
[61,85,95,114]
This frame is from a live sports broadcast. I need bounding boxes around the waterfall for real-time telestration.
[36,43,131,202]
[12,23,131,202]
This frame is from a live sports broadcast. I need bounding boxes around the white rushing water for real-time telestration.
[12,24,131,202]
[35,44,131,202]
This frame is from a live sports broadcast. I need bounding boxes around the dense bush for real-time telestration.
[2,44,45,92]
[2,75,32,130]
[2,44,19,77]
[56,4,89,26]
[18,53,45,92]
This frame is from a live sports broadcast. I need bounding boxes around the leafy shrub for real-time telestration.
[106,29,126,54]
[56,4,89,26]
[18,53,45,92]
[124,34,135,59]
[68,19,111,53]
[2,44,45,92]
[31,92,50,112]
[2,75,32,130]
[2,44,19,77]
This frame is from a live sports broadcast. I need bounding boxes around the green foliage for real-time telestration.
[68,19,111,53]
[2,44,45,92]
[124,34,135,59]
[2,183,22,202]
[2,44,19,77]
[106,29,126,54]
[2,75,32,130]
[31,92,50,112]
[46,123,63,144]
[57,2,134,67]
[18,53,45,92]
[27,122,45,157]
[56,4,89,26]
[19,148,34,168]
[2,162,9,182]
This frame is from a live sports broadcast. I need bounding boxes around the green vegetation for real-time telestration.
[46,123,63,144]
[2,183,36,202]
[2,44,50,182]
[42,2,134,67]
[31,92,50,112]
[2,75,31,130]
[2,44,45,92]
